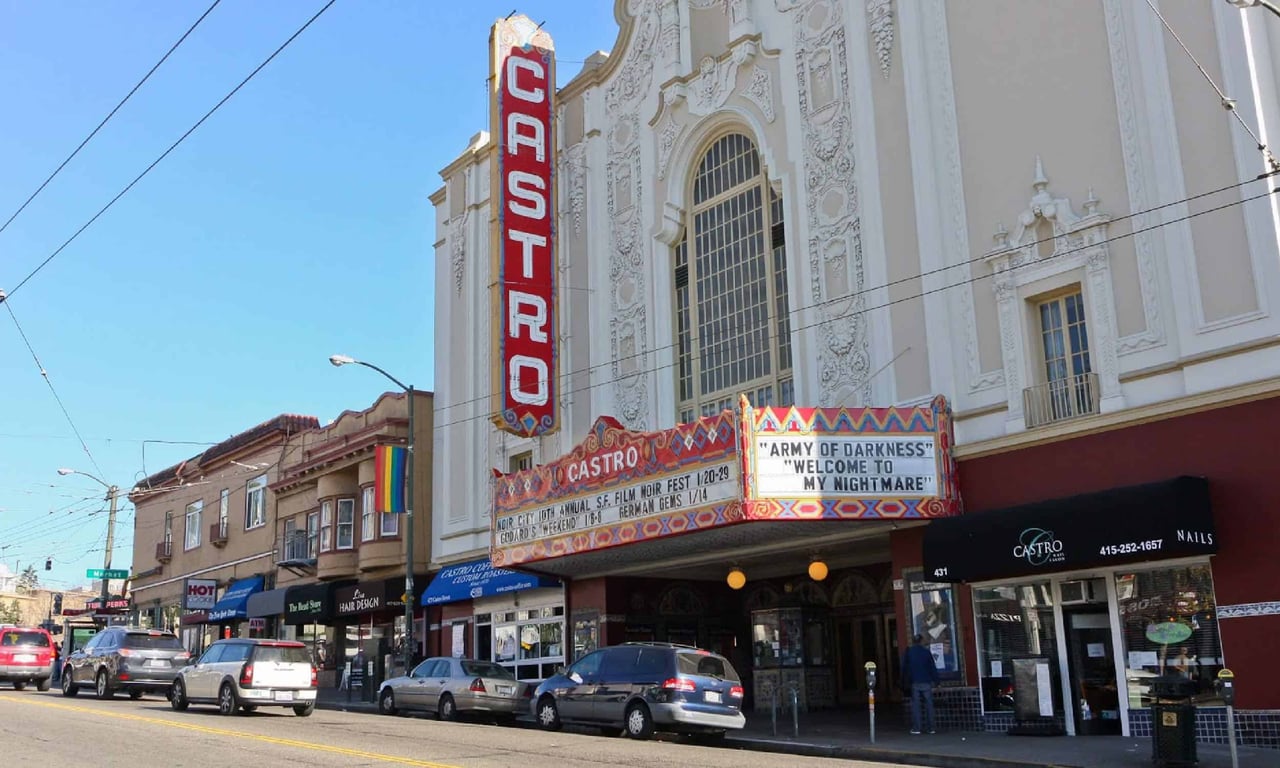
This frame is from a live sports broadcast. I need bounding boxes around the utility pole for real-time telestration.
[101,485,119,605]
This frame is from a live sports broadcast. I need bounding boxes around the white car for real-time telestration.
[170,638,317,716]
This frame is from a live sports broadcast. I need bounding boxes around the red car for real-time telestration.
[0,626,55,691]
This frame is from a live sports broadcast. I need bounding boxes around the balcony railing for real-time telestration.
[155,540,172,563]
[209,519,229,548]
[1023,372,1101,429]
[278,530,317,566]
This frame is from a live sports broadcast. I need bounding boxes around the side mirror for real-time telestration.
[569,672,583,684]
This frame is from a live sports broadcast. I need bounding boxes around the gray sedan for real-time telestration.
[378,657,526,721]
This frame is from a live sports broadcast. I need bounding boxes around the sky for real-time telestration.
[0,0,620,593]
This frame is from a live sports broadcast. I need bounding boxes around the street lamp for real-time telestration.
[57,468,120,607]
[1227,0,1280,19]
[329,354,417,672]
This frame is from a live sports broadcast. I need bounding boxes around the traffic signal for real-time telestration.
[52,593,63,614]
[44,558,51,571]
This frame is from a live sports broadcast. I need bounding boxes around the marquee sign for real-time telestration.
[491,413,743,567]
[743,395,960,520]
[490,14,558,438]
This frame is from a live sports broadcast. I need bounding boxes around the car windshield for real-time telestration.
[124,633,182,649]
[461,660,515,679]
[676,651,739,681]
[253,645,312,664]
[1,630,49,647]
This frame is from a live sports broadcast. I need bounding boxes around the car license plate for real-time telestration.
[497,685,513,695]
[146,659,168,668]
[275,691,295,702]
[13,654,35,663]
[705,691,723,703]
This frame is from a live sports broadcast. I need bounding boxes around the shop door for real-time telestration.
[836,615,884,705]
[1064,610,1121,735]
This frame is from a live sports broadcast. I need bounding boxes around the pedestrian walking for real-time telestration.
[900,633,939,735]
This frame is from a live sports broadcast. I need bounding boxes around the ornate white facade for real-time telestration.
[432,0,1280,565]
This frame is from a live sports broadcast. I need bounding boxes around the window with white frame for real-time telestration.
[1034,289,1096,423]
[675,132,793,424]
[244,474,268,529]
[319,500,333,553]
[306,510,319,558]
[184,500,202,550]
[510,451,533,473]
[380,506,399,537]
[361,486,376,542]
[336,497,355,550]
[218,488,229,535]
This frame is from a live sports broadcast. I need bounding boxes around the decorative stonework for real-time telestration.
[561,142,587,238]
[605,0,660,430]
[660,39,774,123]
[690,0,755,39]
[984,159,1125,428]
[1102,0,1166,354]
[1218,601,1280,619]
[656,113,682,180]
[744,65,777,122]
[866,0,894,79]
[780,0,871,406]
[450,211,468,294]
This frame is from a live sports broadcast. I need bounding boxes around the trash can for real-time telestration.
[1150,675,1198,767]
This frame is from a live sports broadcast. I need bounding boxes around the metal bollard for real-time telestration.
[790,684,800,739]
[771,686,778,737]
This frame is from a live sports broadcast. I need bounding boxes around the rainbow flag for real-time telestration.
[375,445,408,513]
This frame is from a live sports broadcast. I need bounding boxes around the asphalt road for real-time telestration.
[0,688,908,768]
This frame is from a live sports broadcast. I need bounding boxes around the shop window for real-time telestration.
[903,569,963,682]
[361,486,376,542]
[675,132,793,422]
[184,500,202,551]
[319,501,333,553]
[973,582,1059,713]
[1117,565,1223,708]
[336,497,355,550]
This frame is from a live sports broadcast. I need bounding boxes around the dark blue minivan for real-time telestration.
[531,642,745,740]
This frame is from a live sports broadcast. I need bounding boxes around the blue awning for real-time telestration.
[208,575,265,622]
[421,559,559,606]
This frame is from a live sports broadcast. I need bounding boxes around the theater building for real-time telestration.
[431,1,1280,747]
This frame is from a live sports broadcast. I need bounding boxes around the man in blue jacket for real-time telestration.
[901,633,939,734]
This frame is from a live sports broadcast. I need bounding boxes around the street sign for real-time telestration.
[86,568,129,580]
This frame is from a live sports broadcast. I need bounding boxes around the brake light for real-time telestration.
[175,651,191,662]
[469,678,486,693]
[661,677,696,692]
[117,648,135,657]
[240,663,254,687]
[730,685,744,698]
[310,666,318,687]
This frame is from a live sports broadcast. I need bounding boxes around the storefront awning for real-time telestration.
[179,611,208,626]
[246,587,288,618]
[421,559,560,606]
[922,476,1216,583]
[208,575,265,622]
[284,581,349,624]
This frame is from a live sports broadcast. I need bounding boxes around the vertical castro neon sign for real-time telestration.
[490,15,559,438]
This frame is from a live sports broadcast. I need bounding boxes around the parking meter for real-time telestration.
[1217,669,1236,706]
[865,661,878,743]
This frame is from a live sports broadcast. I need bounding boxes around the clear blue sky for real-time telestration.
[0,0,619,593]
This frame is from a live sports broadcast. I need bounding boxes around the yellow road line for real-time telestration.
[0,696,462,768]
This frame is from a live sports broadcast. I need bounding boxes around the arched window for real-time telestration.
[675,133,793,423]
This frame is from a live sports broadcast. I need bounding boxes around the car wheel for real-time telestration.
[129,690,144,700]
[535,696,562,731]
[293,703,315,717]
[12,681,26,691]
[625,702,655,741]
[170,680,189,711]
[61,669,78,697]
[379,688,397,716]
[95,669,113,700]
[438,693,457,722]
[36,678,51,692]
[217,683,237,716]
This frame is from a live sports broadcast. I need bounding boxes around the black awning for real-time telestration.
[922,476,1216,583]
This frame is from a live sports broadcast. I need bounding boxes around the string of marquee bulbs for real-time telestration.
[725,555,829,591]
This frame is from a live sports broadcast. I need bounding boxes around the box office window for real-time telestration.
[482,606,565,681]
[973,582,1060,714]
[1117,564,1223,708]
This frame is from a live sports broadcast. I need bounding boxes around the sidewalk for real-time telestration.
[315,689,1280,768]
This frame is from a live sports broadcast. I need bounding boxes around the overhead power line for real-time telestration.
[3,0,338,300]
[0,0,223,238]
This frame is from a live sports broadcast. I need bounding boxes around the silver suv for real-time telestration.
[62,626,190,699]
[170,638,317,716]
